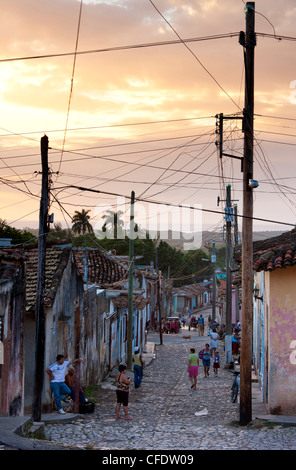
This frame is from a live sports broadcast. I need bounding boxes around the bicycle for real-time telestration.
[231,371,240,403]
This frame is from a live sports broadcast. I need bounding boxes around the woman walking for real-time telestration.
[115,364,133,420]
[210,328,219,357]
[188,348,199,389]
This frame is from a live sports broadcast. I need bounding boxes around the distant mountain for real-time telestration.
[157,229,289,251]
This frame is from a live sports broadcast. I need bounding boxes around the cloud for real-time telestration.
[0,0,296,230]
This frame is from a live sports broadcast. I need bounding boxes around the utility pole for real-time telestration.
[32,135,49,423]
[211,241,216,321]
[234,204,240,323]
[225,184,233,365]
[127,191,135,370]
[155,246,163,345]
[74,301,81,413]
[240,2,256,425]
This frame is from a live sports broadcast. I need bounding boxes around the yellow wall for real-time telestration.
[267,265,296,414]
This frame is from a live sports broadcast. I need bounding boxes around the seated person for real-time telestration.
[65,368,86,403]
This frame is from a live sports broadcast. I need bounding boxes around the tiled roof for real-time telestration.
[25,246,73,310]
[235,228,296,272]
[173,283,206,297]
[112,294,150,310]
[73,248,128,287]
[0,248,25,284]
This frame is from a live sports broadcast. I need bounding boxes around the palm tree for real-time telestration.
[72,209,93,236]
[101,209,125,239]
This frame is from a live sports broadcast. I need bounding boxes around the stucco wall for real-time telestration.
[0,271,25,416]
[268,265,296,414]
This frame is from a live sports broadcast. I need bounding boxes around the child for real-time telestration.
[202,343,211,377]
[213,350,220,377]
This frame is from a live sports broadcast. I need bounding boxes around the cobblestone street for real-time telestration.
[42,313,296,451]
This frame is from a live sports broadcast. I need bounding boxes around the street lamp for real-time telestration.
[253,286,263,301]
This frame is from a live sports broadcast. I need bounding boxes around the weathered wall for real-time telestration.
[82,287,110,384]
[44,258,84,411]
[0,267,25,416]
[24,255,84,413]
[267,265,296,414]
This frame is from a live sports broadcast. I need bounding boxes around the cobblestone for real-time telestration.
[43,314,296,450]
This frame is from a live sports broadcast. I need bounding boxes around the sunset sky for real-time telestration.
[1,0,296,242]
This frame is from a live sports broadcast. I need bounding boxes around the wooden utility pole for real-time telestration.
[74,302,81,413]
[234,204,240,323]
[225,184,233,365]
[240,2,256,425]
[211,241,216,321]
[32,135,49,422]
[155,246,163,345]
[127,191,135,370]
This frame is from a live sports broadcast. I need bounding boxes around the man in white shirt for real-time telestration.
[46,354,84,414]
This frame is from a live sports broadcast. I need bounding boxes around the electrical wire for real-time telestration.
[147,0,240,110]
[0,33,240,64]
[52,184,296,228]
[57,0,83,176]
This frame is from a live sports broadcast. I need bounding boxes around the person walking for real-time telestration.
[201,343,211,377]
[197,314,204,336]
[115,364,133,420]
[187,348,199,390]
[232,328,240,357]
[133,347,144,388]
[46,354,85,414]
[210,328,219,357]
[213,350,220,377]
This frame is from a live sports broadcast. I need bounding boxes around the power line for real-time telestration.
[147,0,240,110]
[0,115,217,138]
[0,33,240,64]
[57,0,83,176]
[52,184,296,228]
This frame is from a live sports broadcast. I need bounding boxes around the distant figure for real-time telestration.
[213,351,220,377]
[210,328,219,357]
[201,344,211,378]
[198,315,204,336]
[232,328,240,356]
[115,364,132,420]
[133,347,144,389]
[188,348,199,390]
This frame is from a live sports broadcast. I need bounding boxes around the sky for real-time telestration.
[1,0,296,243]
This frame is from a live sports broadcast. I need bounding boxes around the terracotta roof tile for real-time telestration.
[24,246,73,310]
[235,228,296,272]
[112,294,150,310]
[73,248,128,286]
[0,248,25,284]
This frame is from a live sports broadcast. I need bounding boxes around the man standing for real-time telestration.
[46,354,84,414]
[133,348,144,389]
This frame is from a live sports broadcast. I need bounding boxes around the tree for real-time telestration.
[0,219,36,244]
[101,209,125,239]
[47,222,72,242]
[72,209,93,236]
